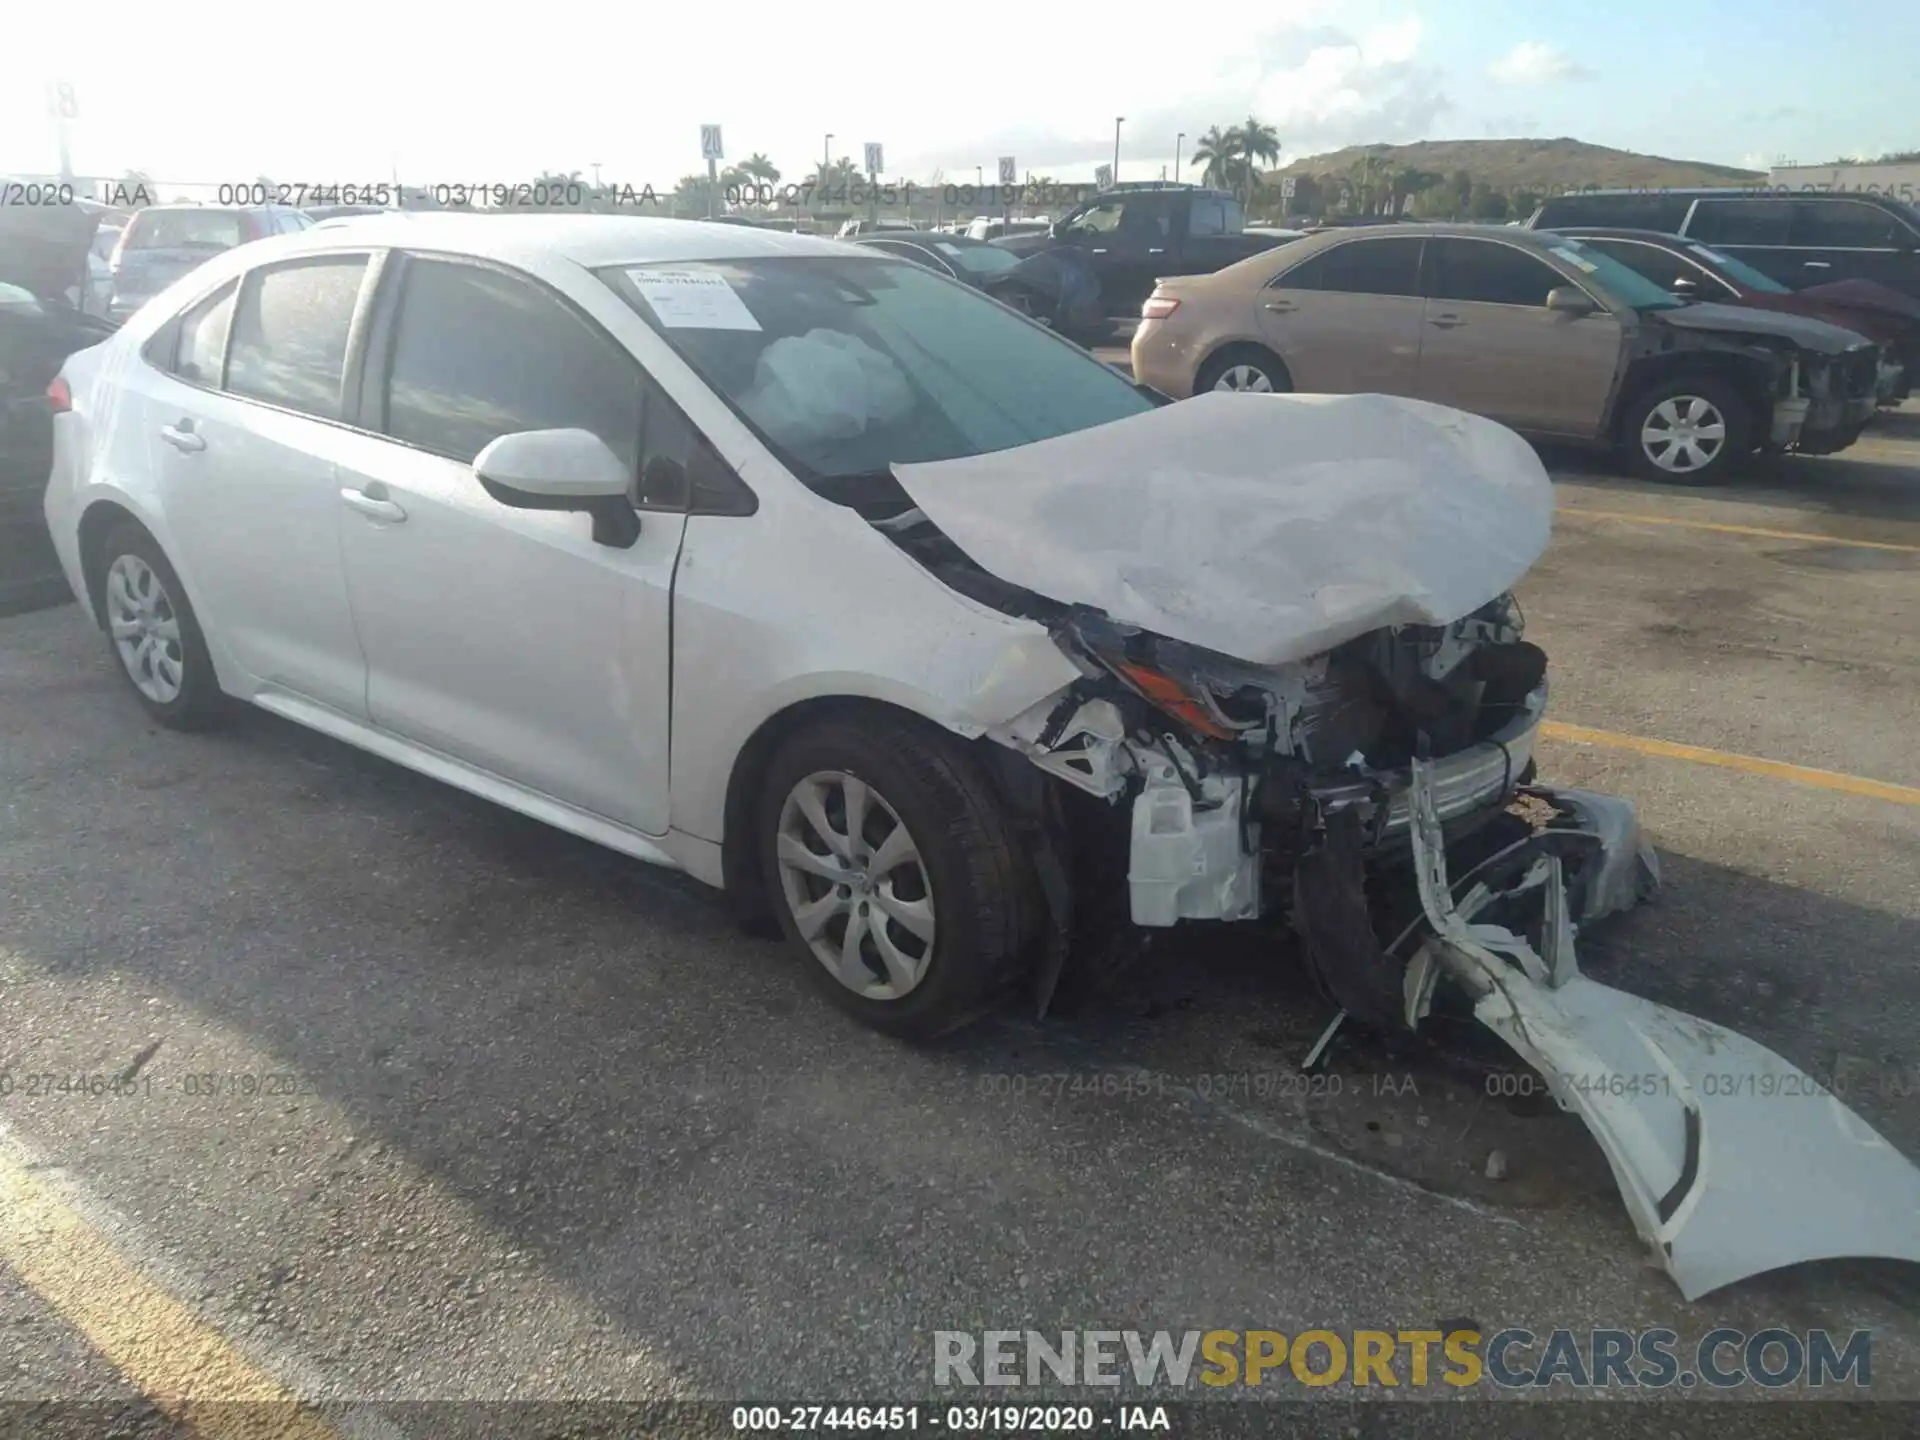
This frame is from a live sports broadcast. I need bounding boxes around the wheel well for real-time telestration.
[1614,356,1771,445]
[76,500,145,630]
[1197,341,1291,388]
[719,695,971,922]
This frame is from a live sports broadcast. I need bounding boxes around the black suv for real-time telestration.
[1524,189,1920,302]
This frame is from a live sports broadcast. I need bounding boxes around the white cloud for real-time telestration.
[1487,42,1593,86]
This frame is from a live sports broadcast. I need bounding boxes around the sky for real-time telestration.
[2,1,1914,193]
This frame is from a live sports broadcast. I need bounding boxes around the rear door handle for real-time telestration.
[1263,300,1294,312]
[1147,247,1166,254]
[340,487,407,523]
[1803,260,1832,269]
[1428,315,1465,329]
[159,422,205,453]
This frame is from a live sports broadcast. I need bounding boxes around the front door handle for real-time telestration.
[340,487,407,523]
[1803,260,1832,269]
[159,421,205,453]
[1147,247,1166,254]
[1428,315,1465,329]
[1263,300,1294,312]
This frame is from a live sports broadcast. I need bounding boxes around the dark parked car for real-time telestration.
[0,203,116,610]
[1524,189,1920,303]
[106,204,311,320]
[993,183,1292,317]
[1543,226,1920,404]
[850,232,1105,338]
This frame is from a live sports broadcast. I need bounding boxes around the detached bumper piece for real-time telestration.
[1403,760,1920,1301]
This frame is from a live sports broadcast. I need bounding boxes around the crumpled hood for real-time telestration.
[0,199,102,302]
[891,391,1554,667]
[1654,300,1874,354]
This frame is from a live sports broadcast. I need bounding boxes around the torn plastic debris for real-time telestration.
[1405,758,1920,1300]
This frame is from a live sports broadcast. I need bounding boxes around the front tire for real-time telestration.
[1620,375,1751,484]
[97,521,224,730]
[757,712,1040,1040]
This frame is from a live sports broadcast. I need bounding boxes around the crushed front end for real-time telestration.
[988,593,1654,1033]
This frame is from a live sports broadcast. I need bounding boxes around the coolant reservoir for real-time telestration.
[1128,759,1260,926]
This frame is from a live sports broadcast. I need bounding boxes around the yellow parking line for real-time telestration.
[0,1145,342,1439]
[1557,506,1920,554]
[1541,721,1920,806]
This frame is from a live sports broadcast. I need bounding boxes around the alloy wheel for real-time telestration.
[105,554,185,704]
[773,770,937,1001]
[1640,395,1727,474]
[1213,363,1274,393]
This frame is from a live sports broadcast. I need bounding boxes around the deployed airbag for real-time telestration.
[892,392,1554,666]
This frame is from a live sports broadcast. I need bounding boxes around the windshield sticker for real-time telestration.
[1548,247,1598,273]
[626,267,762,331]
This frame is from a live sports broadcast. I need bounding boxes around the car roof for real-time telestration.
[1540,226,1693,243]
[1548,186,1907,207]
[262,212,862,266]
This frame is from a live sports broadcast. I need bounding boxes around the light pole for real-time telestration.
[1113,116,1124,184]
[824,134,833,169]
[1174,132,1184,184]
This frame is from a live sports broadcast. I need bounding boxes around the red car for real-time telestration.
[1547,226,1920,404]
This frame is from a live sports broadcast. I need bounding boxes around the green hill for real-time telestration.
[1272,137,1765,191]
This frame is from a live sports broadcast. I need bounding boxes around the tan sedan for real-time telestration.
[1130,223,1882,482]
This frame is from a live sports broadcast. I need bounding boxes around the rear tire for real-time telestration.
[1196,348,1291,395]
[96,521,225,730]
[1620,374,1751,484]
[756,711,1039,1040]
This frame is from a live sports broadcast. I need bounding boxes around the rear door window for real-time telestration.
[1189,195,1228,237]
[1788,200,1909,248]
[380,255,642,468]
[1425,238,1564,306]
[1684,199,1792,246]
[1273,237,1424,296]
[224,256,368,419]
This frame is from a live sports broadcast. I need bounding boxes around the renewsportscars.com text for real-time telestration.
[933,1328,1872,1390]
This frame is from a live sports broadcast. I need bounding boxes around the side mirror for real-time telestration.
[1545,285,1596,316]
[474,428,640,548]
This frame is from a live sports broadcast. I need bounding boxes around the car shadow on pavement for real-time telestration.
[11,692,1918,1390]
[1535,439,1920,527]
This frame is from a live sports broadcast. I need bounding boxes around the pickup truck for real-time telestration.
[992,184,1295,318]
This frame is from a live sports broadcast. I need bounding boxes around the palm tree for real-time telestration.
[741,153,781,185]
[1234,117,1281,202]
[1190,126,1237,191]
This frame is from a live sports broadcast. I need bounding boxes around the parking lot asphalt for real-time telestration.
[3,403,1919,1429]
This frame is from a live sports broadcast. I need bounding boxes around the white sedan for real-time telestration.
[38,214,1920,1298]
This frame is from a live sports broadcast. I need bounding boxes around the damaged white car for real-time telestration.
[42,216,1920,1299]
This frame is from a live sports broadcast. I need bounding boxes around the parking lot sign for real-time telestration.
[1095,164,1112,190]
[865,143,884,175]
[700,125,724,162]
[998,156,1016,186]
[1281,176,1296,199]
[47,82,79,119]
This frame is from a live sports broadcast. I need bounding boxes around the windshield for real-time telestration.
[601,257,1153,486]
[1685,242,1791,294]
[1541,236,1685,310]
[935,241,1021,277]
[126,209,245,250]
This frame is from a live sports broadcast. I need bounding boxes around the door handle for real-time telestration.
[1263,300,1294,312]
[159,422,205,453]
[1428,316,1465,329]
[1091,247,1109,254]
[339,487,407,523]
[1147,247,1166,254]
[1803,260,1832,268]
